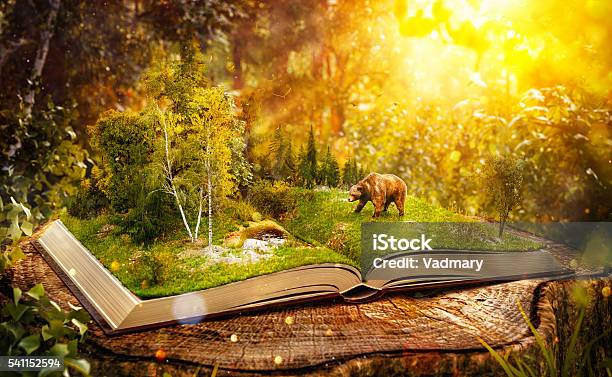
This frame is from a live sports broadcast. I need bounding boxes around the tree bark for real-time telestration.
[23,0,61,119]
[160,106,194,242]
[194,187,203,241]
[206,125,213,249]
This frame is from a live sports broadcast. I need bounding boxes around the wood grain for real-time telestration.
[5,240,562,375]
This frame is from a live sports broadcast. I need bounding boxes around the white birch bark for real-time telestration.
[159,105,194,242]
[206,122,213,249]
[194,187,203,241]
[23,0,61,119]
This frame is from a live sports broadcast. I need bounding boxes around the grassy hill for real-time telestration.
[60,188,540,298]
[282,188,541,262]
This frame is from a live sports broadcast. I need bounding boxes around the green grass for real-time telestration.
[282,188,542,263]
[59,188,541,298]
[60,211,354,298]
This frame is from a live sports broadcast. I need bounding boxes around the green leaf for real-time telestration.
[479,337,516,377]
[71,319,88,340]
[42,320,71,341]
[10,245,26,263]
[8,221,23,241]
[48,342,70,357]
[13,287,22,304]
[21,221,33,236]
[38,367,63,377]
[67,308,90,325]
[4,302,30,322]
[19,334,41,354]
[41,325,53,341]
[27,284,45,300]
[1,321,25,341]
[64,358,91,376]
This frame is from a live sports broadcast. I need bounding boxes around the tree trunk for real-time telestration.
[23,0,61,119]
[206,123,213,249]
[160,106,193,242]
[208,167,212,248]
[194,188,203,241]
[499,212,507,237]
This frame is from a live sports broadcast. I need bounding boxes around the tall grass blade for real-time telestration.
[517,300,557,377]
[479,337,517,377]
[562,306,585,377]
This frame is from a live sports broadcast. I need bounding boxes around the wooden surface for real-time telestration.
[3,240,571,376]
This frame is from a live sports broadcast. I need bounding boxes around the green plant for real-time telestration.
[482,155,524,237]
[297,126,318,188]
[319,146,341,187]
[130,249,177,286]
[67,179,109,220]
[248,180,297,218]
[0,198,31,275]
[121,188,177,245]
[143,47,247,245]
[480,299,611,377]
[225,200,259,223]
[89,110,155,213]
[342,158,360,188]
[0,284,91,376]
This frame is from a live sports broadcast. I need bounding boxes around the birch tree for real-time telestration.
[153,89,236,247]
[143,46,244,248]
[189,88,235,248]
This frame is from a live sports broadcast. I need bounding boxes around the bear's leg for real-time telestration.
[395,199,404,216]
[395,192,405,216]
[383,200,391,212]
[354,200,367,213]
[372,199,384,218]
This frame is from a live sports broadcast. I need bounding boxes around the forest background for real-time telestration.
[1,0,611,234]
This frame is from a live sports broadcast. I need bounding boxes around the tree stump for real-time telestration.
[2,240,610,377]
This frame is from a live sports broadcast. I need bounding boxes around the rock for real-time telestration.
[242,238,269,252]
[201,245,227,258]
[243,236,286,252]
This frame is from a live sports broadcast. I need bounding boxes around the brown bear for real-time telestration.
[348,173,407,217]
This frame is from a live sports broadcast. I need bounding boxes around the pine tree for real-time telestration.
[342,157,360,187]
[357,163,366,180]
[270,127,287,180]
[284,140,296,184]
[301,125,318,188]
[321,146,340,187]
[297,145,308,187]
[342,158,352,188]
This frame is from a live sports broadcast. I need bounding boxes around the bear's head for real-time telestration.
[348,184,364,202]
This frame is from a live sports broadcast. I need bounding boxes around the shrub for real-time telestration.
[121,188,177,245]
[89,110,155,213]
[67,179,109,219]
[225,199,259,223]
[248,180,297,218]
[130,249,176,286]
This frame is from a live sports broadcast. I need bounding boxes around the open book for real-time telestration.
[33,220,575,334]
